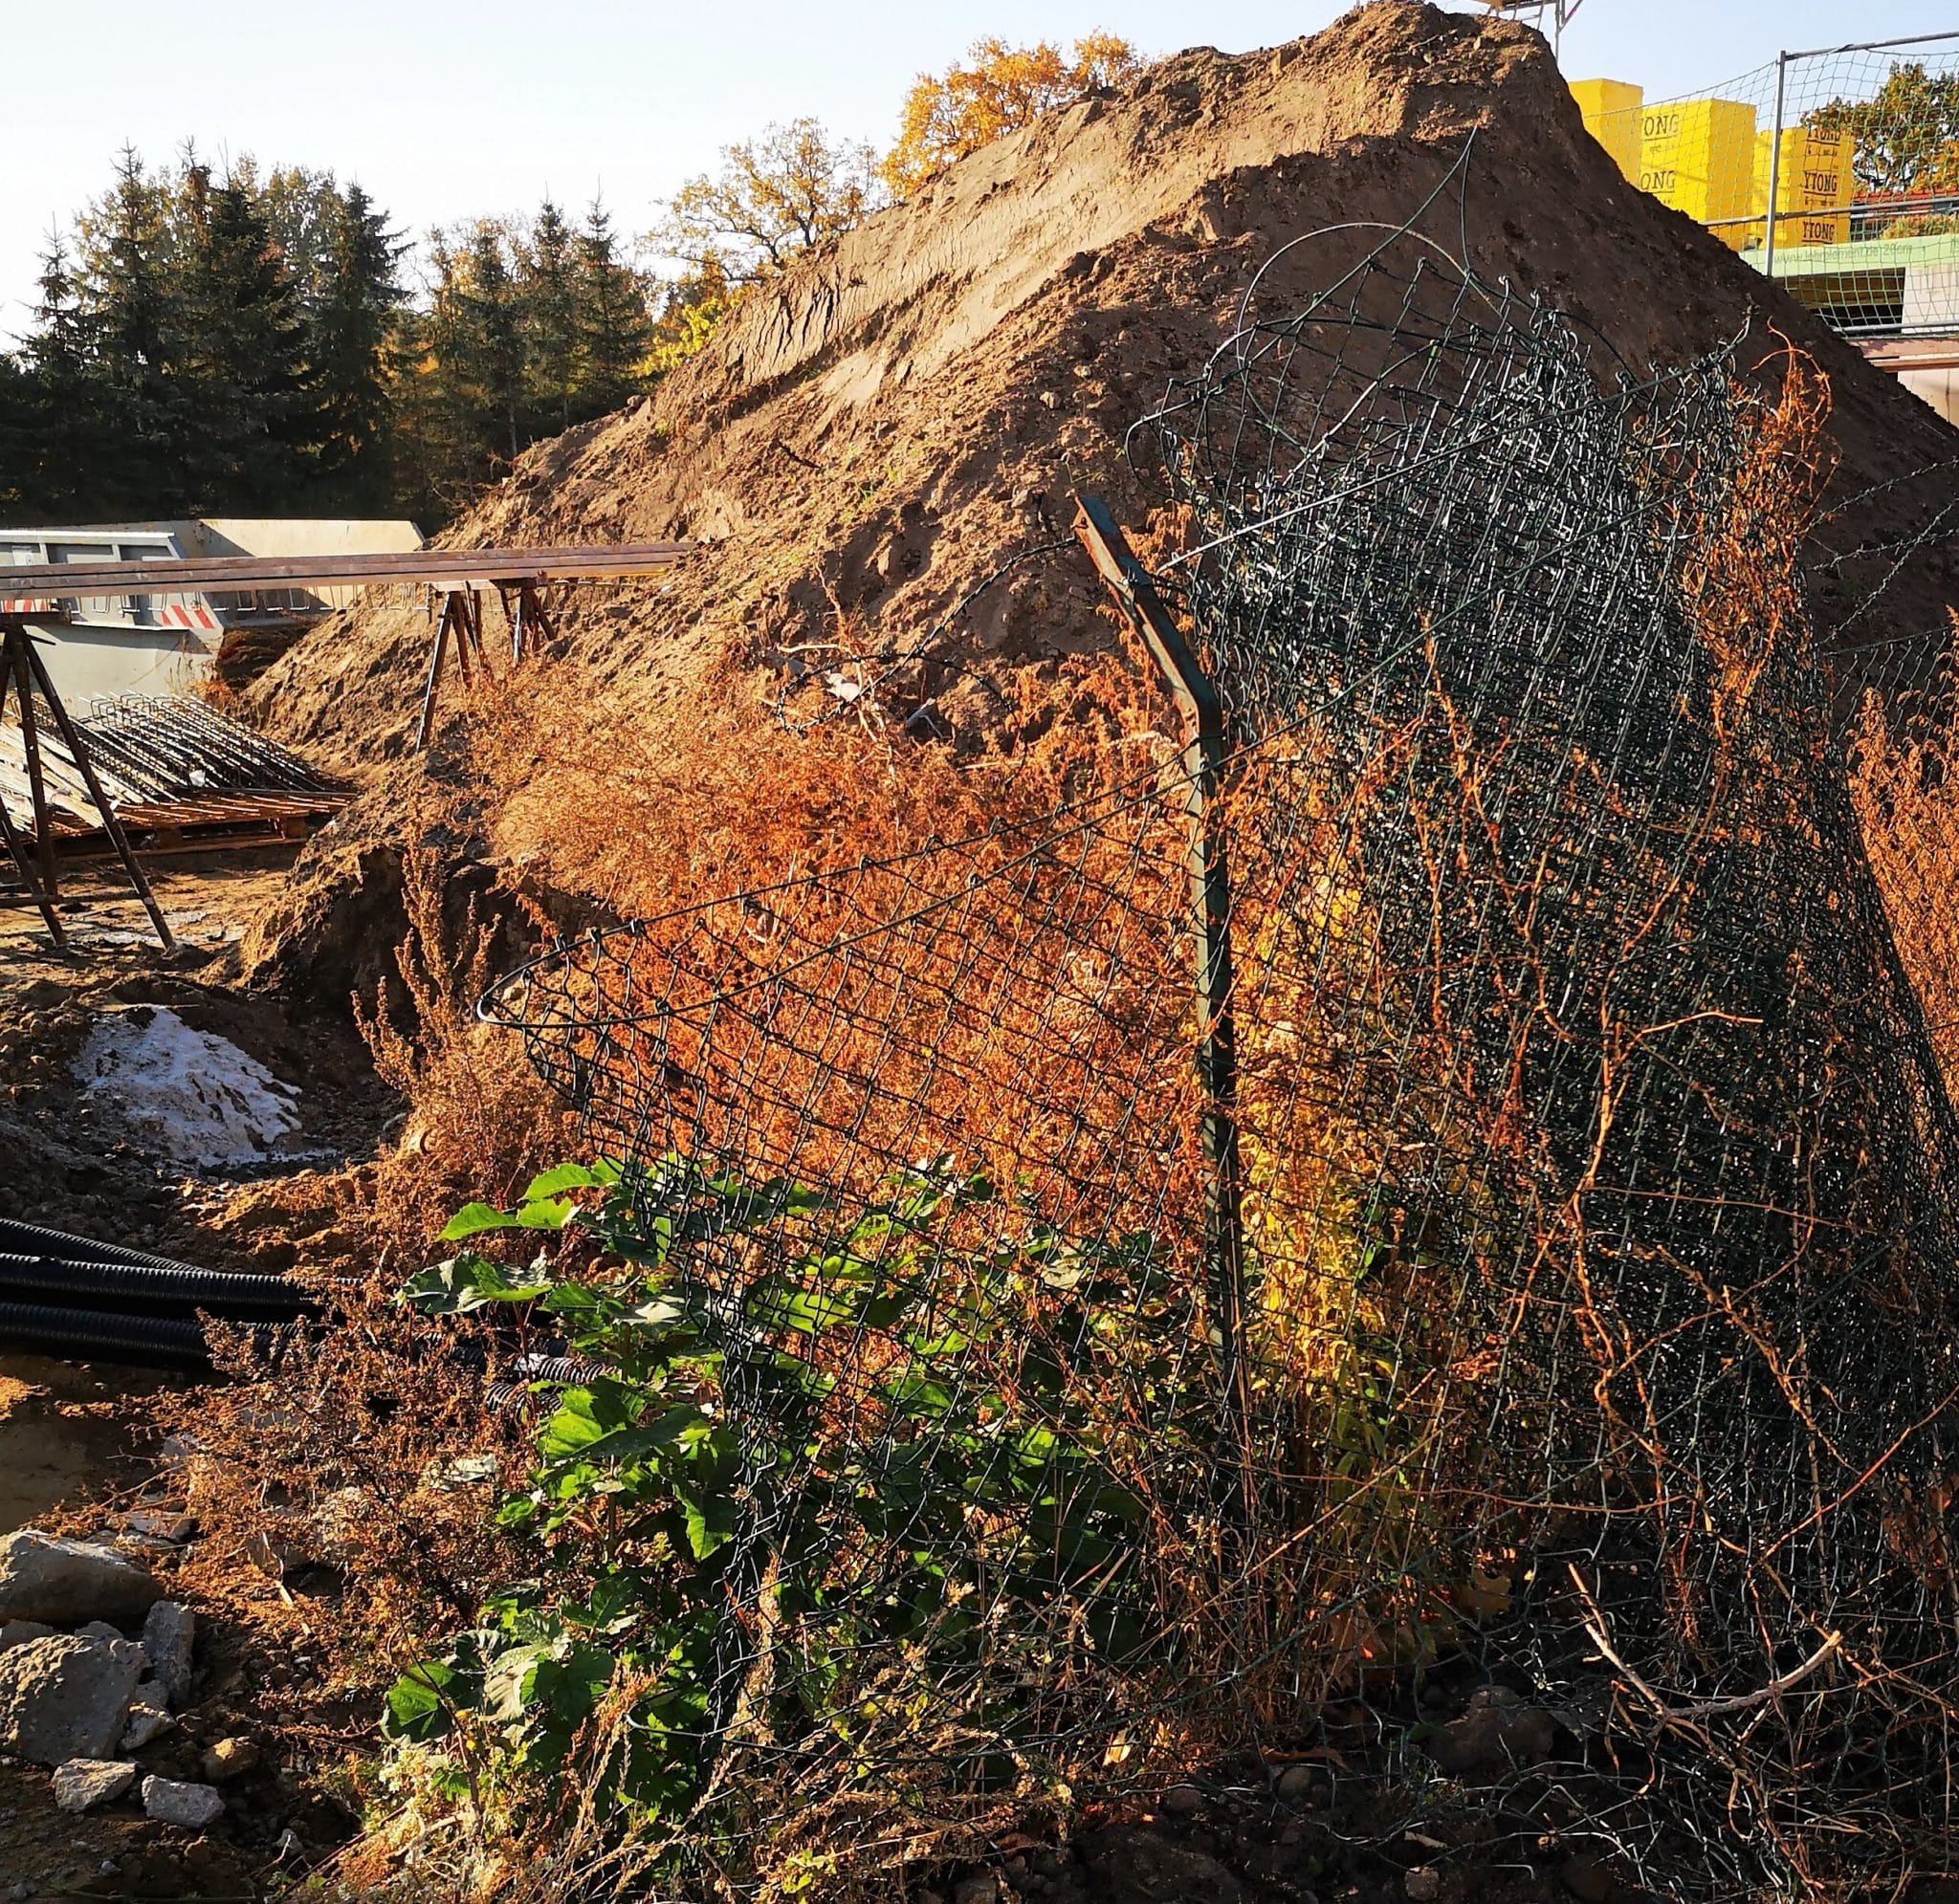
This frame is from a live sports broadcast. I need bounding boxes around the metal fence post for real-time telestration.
[1072,495,1249,1428]
[1765,51,1791,278]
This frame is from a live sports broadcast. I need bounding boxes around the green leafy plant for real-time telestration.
[385,1153,1199,1833]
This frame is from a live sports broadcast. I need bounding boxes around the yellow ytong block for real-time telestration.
[1641,98,1759,250]
[1755,126,1855,251]
[1570,77,1643,183]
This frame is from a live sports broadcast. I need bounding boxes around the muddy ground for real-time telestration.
[0,849,1665,1904]
[0,847,388,1899]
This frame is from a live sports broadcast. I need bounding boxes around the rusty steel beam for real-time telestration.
[0,542,692,601]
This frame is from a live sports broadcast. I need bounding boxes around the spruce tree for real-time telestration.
[173,164,316,510]
[520,199,582,436]
[311,183,406,513]
[574,198,651,419]
[0,355,33,518]
[17,238,110,518]
[462,221,524,468]
[83,147,185,514]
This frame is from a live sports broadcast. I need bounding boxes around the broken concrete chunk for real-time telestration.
[0,1637,144,1765]
[53,1758,135,1812]
[0,1533,160,1627]
[120,1691,173,1751]
[139,1603,194,1708]
[142,1775,224,1828]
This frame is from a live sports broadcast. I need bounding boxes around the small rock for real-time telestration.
[1161,1784,1203,1816]
[120,1696,172,1751]
[139,1604,194,1708]
[1407,1870,1442,1903]
[141,1776,223,1829]
[0,1534,159,1627]
[273,1828,304,1863]
[122,1511,195,1545]
[0,1638,144,1765]
[1423,1685,1558,1782]
[952,1880,997,1904]
[52,1759,135,1813]
[0,1625,53,1652]
[75,1623,121,1644]
[1275,1764,1317,1805]
[202,1737,259,1783]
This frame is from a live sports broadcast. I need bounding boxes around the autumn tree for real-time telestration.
[657,119,880,286]
[882,33,1145,198]
[1808,62,1959,196]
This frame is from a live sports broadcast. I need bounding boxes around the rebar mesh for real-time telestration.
[483,234,1959,1894]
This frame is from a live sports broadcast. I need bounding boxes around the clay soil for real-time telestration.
[3,5,1959,1898]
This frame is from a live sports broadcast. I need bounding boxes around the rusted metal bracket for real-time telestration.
[1072,494,1247,1424]
[0,617,174,952]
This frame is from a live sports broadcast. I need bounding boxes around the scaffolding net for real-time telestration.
[1574,32,1959,340]
[482,232,1959,1895]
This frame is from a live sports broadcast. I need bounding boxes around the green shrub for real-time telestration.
[385,1154,1198,1833]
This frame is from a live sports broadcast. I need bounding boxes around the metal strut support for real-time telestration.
[419,579,559,748]
[416,586,488,751]
[1072,494,1248,1430]
[0,618,173,952]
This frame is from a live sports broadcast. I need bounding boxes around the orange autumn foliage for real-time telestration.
[883,34,1148,198]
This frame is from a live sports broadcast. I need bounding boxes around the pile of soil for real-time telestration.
[247,0,1956,800]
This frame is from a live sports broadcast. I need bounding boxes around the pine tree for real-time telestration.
[173,163,316,510]
[81,147,185,514]
[574,198,651,419]
[310,182,406,513]
[520,198,582,436]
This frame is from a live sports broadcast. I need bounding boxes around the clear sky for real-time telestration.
[3,1,1951,339]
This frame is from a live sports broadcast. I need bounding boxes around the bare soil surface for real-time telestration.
[0,852,385,1899]
[250,0,1956,793]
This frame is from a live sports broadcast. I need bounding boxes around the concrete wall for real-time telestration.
[190,518,423,608]
[28,623,218,705]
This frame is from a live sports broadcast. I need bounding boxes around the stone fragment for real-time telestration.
[1423,1685,1559,1781]
[141,1776,224,1828]
[0,1624,53,1652]
[1274,1764,1318,1805]
[120,1693,173,1751]
[53,1758,135,1813]
[202,1737,259,1783]
[1407,1869,1442,1903]
[76,1622,122,1643]
[0,1534,159,1627]
[123,1510,195,1545]
[1160,1784,1203,1817]
[139,1603,195,1708]
[0,1637,143,1765]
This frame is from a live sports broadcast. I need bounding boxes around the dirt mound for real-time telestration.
[242,0,1957,935]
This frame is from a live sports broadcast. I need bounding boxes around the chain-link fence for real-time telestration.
[1575,31,1959,339]
[481,224,1959,1895]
